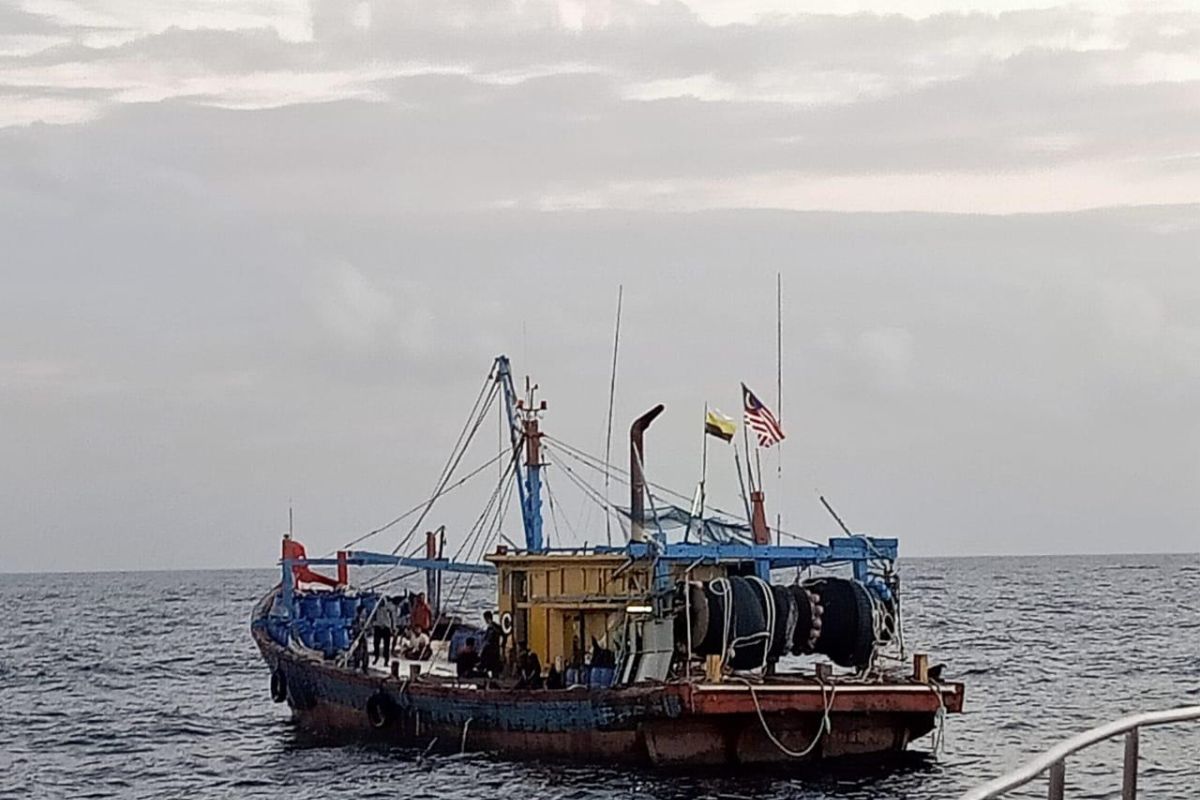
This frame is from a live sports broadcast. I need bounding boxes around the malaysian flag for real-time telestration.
[742,383,785,448]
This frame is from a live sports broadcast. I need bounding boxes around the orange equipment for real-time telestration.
[282,535,339,588]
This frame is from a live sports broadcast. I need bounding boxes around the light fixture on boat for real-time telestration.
[625,604,653,615]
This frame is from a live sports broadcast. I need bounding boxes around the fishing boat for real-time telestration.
[250,355,963,766]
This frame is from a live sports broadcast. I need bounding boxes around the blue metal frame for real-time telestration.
[282,552,497,576]
[597,536,896,590]
[601,536,895,566]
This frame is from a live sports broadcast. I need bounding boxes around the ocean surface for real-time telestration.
[1,554,1197,800]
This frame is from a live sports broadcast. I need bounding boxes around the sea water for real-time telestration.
[1,554,1197,799]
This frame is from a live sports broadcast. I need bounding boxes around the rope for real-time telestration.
[543,471,581,548]
[541,442,623,534]
[328,449,508,556]
[738,676,837,759]
[342,390,508,657]
[460,717,473,753]
[544,434,825,546]
[926,681,947,756]
[747,575,775,672]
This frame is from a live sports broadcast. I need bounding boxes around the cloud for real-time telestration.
[0,3,1196,210]
[2,1,1200,570]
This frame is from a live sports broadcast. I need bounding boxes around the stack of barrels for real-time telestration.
[288,592,372,657]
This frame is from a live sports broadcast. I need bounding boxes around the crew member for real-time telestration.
[399,626,431,660]
[411,592,433,633]
[371,598,395,665]
[456,637,480,678]
[480,611,505,678]
[515,644,543,690]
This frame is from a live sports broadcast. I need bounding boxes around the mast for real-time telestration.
[495,355,546,552]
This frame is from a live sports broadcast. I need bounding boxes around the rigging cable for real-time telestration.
[545,434,825,547]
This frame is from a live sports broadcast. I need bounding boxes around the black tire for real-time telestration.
[788,584,814,655]
[808,578,875,668]
[269,668,288,703]
[695,582,729,656]
[768,584,795,661]
[366,692,394,729]
[726,576,768,670]
[674,583,710,656]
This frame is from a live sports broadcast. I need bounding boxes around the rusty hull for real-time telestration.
[253,614,961,767]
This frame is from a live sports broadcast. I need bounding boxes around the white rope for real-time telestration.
[747,575,775,672]
[460,717,473,753]
[738,676,838,759]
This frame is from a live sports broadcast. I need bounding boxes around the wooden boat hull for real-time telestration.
[254,618,962,766]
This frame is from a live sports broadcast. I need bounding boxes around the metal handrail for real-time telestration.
[959,705,1200,800]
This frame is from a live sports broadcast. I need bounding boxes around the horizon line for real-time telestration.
[2,549,1196,577]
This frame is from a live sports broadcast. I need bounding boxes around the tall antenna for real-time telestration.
[776,272,782,546]
[288,500,293,537]
[603,285,623,546]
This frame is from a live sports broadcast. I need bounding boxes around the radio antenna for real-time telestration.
[603,284,623,546]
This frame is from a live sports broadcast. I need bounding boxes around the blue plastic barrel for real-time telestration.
[340,595,358,618]
[312,622,333,653]
[322,595,342,619]
[269,620,289,646]
[300,594,323,620]
[589,667,614,689]
[296,620,317,649]
[332,626,350,651]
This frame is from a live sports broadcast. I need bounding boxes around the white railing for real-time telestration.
[959,705,1200,800]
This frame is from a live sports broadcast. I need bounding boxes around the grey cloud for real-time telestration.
[0,6,67,36]
[1,3,1196,199]
[3,136,1199,570]
[2,2,1200,572]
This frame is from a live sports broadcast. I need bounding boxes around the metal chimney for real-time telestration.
[629,404,665,542]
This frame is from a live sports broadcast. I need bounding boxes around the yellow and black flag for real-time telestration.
[704,409,737,442]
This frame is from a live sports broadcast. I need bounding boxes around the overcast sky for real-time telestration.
[2,0,1198,573]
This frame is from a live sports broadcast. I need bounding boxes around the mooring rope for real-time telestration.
[737,675,837,759]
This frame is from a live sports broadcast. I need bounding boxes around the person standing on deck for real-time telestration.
[480,611,505,678]
[371,598,395,665]
[411,592,432,633]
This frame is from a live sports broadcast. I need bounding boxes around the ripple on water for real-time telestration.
[2,556,1199,799]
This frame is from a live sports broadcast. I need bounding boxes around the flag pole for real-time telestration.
[740,392,757,493]
[689,403,710,544]
[733,441,753,528]
[701,403,709,510]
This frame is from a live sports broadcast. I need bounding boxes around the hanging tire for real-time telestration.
[768,584,795,661]
[726,576,768,670]
[366,692,394,729]
[269,668,288,703]
[808,578,875,669]
[674,583,710,656]
[695,581,730,656]
[788,584,814,655]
